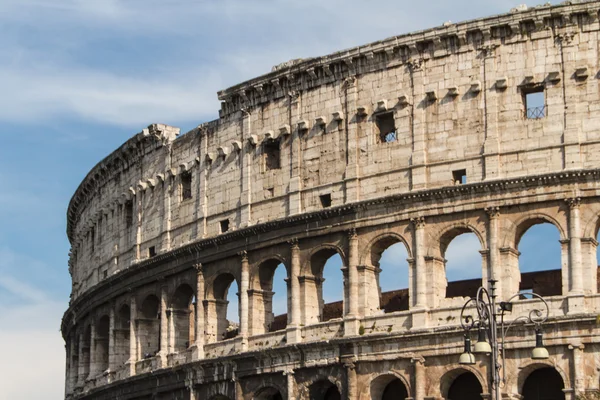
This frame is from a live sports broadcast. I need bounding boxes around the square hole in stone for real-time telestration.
[452,169,467,185]
[320,194,332,208]
[220,219,230,233]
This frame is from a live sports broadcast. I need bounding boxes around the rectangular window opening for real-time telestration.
[181,172,192,200]
[319,193,332,208]
[220,219,230,233]
[524,87,545,119]
[148,246,156,258]
[125,201,134,228]
[519,288,533,300]
[452,169,467,185]
[264,139,281,170]
[376,112,397,143]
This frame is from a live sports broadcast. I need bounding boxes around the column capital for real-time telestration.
[485,206,500,219]
[411,356,425,365]
[238,250,248,262]
[566,197,581,209]
[288,238,299,249]
[343,361,356,370]
[410,216,426,229]
[347,228,358,239]
[193,263,203,273]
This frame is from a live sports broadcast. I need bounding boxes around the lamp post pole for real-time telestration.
[459,279,550,400]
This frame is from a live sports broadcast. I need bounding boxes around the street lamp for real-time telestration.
[459,279,550,400]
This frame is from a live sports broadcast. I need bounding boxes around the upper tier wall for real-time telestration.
[67,0,600,300]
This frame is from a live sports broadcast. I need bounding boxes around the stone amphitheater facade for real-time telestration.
[62,1,600,399]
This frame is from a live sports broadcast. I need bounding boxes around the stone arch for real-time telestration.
[308,378,342,400]
[81,324,92,379]
[255,386,284,400]
[170,283,195,352]
[360,232,413,267]
[434,223,486,300]
[369,372,411,400]
[303,245,346,324]
[512,214,566,296]
[206,273,238,342]
[437,223,486,258]
[139,294,160,358]
[515,361,569,396]
[208,395,232,400]
[250,257,289,335]
[362,233,413,314]
[95,314,110,373]
[512,213,567,247]
[303,244,347,276]
[114,303,131,367]
[439,367,486,400]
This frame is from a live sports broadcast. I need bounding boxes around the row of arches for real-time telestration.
[66,209,598,390]
[206,367,565,400]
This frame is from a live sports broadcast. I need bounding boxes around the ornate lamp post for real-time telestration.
[459,279,550,400]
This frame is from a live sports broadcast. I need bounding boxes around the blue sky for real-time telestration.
[1,1,565,398]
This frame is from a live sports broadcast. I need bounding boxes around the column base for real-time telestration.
[567,294,585,315]
[410,307,429,329]
[190,343,204,361]
[344,316,360,337]
[286,325,302,344]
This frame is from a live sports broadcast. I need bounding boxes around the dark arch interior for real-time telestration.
[171,284,194,309]
[255,387,283,400]
[382,378,408,400]
[448,372,482,400]
[522,367,565,400]
[310,380,341,400]
[118,304,130,329]
[140,295,159,319]
[213,273,236,299]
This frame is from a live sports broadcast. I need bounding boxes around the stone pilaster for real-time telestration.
[566,198,585,314]
[239,251,249,350]
[345,361,357,400]
[486,207,501,295]
[159,284,168,366]
[128,295,137,376]
[286,370,296,400]
[287,239,302,343]
[345,229,360,336]
[412,357,425,400]
[108,306,116,371]
[192,263,205,360]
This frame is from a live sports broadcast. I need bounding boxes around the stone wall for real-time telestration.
[62,2,600,400]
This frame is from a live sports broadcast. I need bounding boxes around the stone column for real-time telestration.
[108,306,116,371]
[287,239,302,343]
[486,207,501,295]
[89,319,97,378]
[286,370,296,400]
[128,295,137,376]
[345,362,357,400]
[239,251,249,350]
[411,217,426,308]
[412,357,425,400]
[77,332,85,385]
[411,217,428,327]
[570,343,585,396]
[345,229,360,336]
[159,284,168,366]
[193,263,205,360]
[567,198,583,294]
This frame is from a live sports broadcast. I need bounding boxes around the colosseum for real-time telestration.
[62,1,600,399]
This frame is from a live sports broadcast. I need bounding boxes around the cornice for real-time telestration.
[66,124,181,244]
[61,167,600,337]
[216,1,599,116]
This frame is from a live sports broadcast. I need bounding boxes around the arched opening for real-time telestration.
[518,221,562,296]
[447,371,483,400]
[370,374,409,400]
[207,273,239,342]
[139,294,160,358]
[522,367,565,400]
[442,229,483,299]
[251,259,288,334]
[170,284,195,352]
[374,237,410,313]
[81,325,91,379]
[309,380,341,400]
[255,386,284,400]
[114,304,130,368]
[307,248,345,324]
[95,315,110,373]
